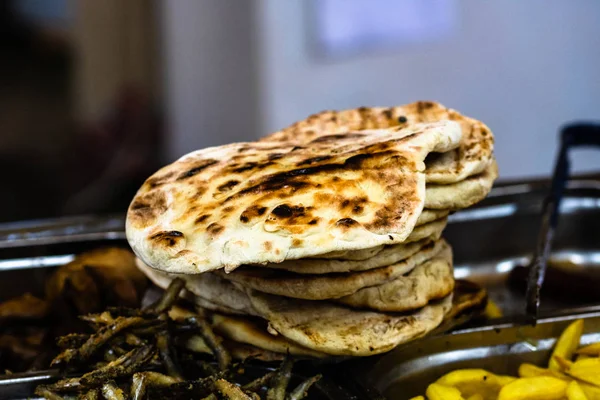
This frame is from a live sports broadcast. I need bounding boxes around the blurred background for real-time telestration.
[0,0,599,223]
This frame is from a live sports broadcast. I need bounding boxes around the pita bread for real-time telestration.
[218,240,447,300]
[194,297,249,316]
[416,208,450,226]
[263,237,433,275]
[262,101,494,184]
[425,160,498,210]
[127,121,462,274]
[136,258,258,316]
[246,290,452,356]
[446,279,488,320]
[403,217,447,243]
[335,245,455,312]
[211,314,327,358]
[260,217,446,274]
[429,280,488,336]
[308,243,386,262]
[169,307,314,361]
[310,212,447,262]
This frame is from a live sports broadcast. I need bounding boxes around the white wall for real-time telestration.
[161,0,259,163]
[256,0,600,179]
[163,1,600,179]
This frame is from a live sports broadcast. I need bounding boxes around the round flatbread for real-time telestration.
[211,314,327,358]
[425,160,498,210]
[335,245,455,312]
[136,258,258,316]
[246,290,453,356]
[262,237,434,275]
[127,121,462,274]
[217,240,447,300]
[262,101,494,184]
[415,208,450,226]
[402,217,447,243]
[310,212,447,263]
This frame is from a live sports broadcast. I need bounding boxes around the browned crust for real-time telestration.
[261,101,494,183]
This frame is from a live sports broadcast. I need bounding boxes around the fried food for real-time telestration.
[435,369,514,400]
[288,374,322,400]
[426,383,465,400]
[46,247,147,311]
[266,357,293,400]
[33,279,321,399]
[483,299,503,319]
[185,315,231,371]
[564,358,600,386]
[497,377,567,400]
[415,319,600,400]
[0,293,50,322]
[0,247,150,373]
[566,381,589,400]
[549,319,584,371]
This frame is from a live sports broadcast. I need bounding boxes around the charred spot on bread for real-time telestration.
[217,180,240,193]
[336,218,358,228]
[149,230,184,247]
[195,214,211,224]
[206,223,224,236]
[177,159,218,180]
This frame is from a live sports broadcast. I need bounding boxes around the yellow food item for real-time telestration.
[498,377,568,400]
[484,300,503,319]
[518,363,570,381]
[565,358,600,387]
[567,381,589,400]
[549,320,584,371]
[467,395,484,400]
[577,343,600,356]
[415,320,600,400]
[497,376,518,386]
[435,369,510,400]
[554,355,575,372]
[579,382,600,400]
[426,383,465,400]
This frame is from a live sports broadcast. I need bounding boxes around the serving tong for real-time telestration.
[526,123,600,323]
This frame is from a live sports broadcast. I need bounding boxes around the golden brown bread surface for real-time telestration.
[217,239,447,300]
[126,121,461,274]
[425,160,498,210]
[262,100,494,184]
[211,314,327,358]
[260,237,435,274]
[246,290,453,356]
[335,244,455,312]
[136,256,454,357]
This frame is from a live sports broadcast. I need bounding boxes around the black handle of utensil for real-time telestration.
[525,123,600,323]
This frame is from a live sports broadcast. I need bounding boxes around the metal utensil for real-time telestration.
[526,123,600,322]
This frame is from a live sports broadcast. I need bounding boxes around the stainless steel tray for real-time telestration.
[358,310,600,399]
[2,179,600,399]
[444,179,600,317]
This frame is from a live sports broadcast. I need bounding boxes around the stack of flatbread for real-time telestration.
[126,101,497,359]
